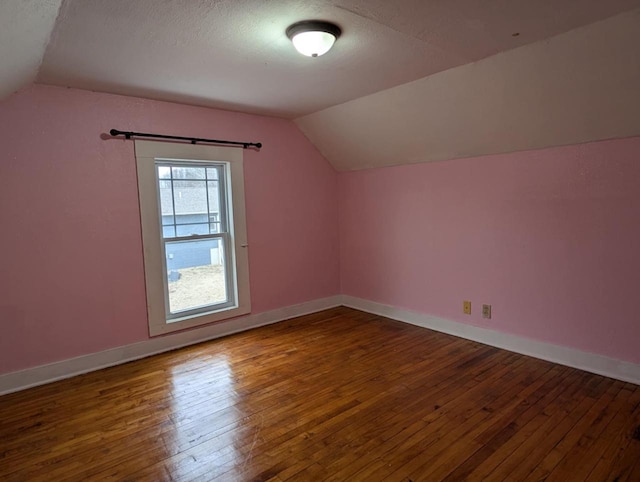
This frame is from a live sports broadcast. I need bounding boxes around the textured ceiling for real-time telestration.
[32,0,640,118]
[296,10,640,170]
[0,0,62,99]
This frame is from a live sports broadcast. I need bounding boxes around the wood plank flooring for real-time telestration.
[1,307,639,481]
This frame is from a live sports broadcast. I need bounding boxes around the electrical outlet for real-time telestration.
[482,304,492,319]
[463,300,472,315]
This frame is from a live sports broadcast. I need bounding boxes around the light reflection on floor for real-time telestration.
[165,353,253,479]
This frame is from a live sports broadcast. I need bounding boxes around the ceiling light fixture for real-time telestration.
[286,20,341,57]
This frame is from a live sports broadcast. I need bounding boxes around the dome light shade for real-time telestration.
[291,31,336,57]
[286,21,341,57]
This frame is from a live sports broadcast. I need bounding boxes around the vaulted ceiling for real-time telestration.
[2,0,640,170]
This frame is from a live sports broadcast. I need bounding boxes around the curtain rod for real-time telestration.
[109,129,262,149]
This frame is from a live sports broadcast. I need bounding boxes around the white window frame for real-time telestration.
[135,140,251,336]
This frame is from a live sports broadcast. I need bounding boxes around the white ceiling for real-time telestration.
[0,0,62,99]
[2,0,639,170]
[297,9,640,170]
[10,0,640,118]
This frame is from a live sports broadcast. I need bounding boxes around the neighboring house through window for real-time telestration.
[135,140,250,336]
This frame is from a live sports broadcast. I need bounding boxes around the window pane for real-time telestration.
[158,166,172,179]
[206,167,219,180]
[171,166,206,180]
[173,180,207,217]
[165,238,228,314]
[162,225,176,238]
[207,181,221,232]
[158,170,175,225]
[175,213,208,225]
[176,223,209,236]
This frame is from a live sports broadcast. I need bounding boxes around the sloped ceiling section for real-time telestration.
[295,9,640,171]
[0,0,62,100]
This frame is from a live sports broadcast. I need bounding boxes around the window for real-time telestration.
[136,140,250,336]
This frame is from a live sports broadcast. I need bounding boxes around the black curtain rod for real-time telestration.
[109,129,262,149]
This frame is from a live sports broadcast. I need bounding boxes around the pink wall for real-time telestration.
[0,85,339,374]
[339,137,640,364]
[2,84,639,376]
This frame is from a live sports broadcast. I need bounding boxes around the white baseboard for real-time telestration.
[0,296,342,396]
[341,295,640,386]
[4,294,638,396]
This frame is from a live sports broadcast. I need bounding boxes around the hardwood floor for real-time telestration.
[1,307,639,481]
